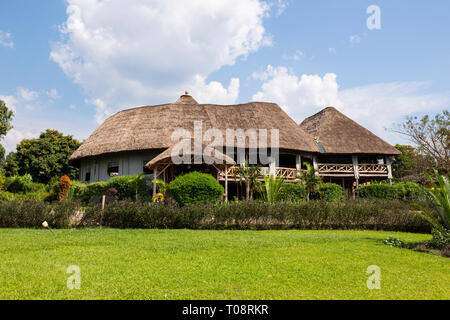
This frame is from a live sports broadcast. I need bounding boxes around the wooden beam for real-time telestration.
[225,165,228,202]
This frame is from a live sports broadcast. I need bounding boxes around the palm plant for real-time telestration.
[129,172,145,201]
[151,179,169,202]
[258,174,285,204]
[411,169,449,232]
[299,162,322,201]
[233,162,262,200]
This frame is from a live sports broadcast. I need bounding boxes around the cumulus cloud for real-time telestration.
[0,30,14,48]
[349,34,361,45]
[252,65,448,143]
[51,0,272,123]
[252,65,341,116]
[0,87,64,153]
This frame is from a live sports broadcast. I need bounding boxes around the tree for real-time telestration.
[3,152,19,176]
[0,100,14,138]
[392,144,432,179]
[392,110,449,174]
[10,129,81,183]
[0,99,14,169]
[233,162,262,200]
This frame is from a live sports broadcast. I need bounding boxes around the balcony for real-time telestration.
[218,163,389,182]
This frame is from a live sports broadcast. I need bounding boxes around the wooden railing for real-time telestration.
[318,164,354,174]
[218,163,389,181]
[358,164,388,174]
[218,166,298,181]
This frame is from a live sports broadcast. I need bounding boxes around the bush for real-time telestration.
[280,183,306,203]
[4,175,46,194]
[58,175,72,201]
[311,183,344,201]
[169,172,224,206]
[356,182,423,201]
[0,198,431,232]
[0,200,82,228]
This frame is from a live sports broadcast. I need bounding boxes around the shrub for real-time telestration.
[0,200,81,228]
[58,175,72,201]
[311,183,344,201]
[0,174,5,195]
[169,172,224,206]
[280,183,306,203]
[356,182,423,201]
[0,198,430,232]
[4,175,46,194]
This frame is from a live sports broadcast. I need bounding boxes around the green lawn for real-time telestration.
[0,229,448,300]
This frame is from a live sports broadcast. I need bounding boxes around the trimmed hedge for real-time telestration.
[312,183,344,201]
[77,199,429,232]
[0,200,82,228]
[168,172,224,206]
[0,198,429,233]
[280,183,307,203]
[356,182,423,201]
[69,176,152,203]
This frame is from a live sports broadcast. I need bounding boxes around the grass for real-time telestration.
[0,229,448,300]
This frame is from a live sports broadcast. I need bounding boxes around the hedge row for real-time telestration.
[356,182,424,200]
[0,199,430,233]
[281,182,344,202]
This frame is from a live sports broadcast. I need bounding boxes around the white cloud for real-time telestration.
[51,0,272,124]
[252,65,449,143]
[349,34,361,45]
[274,0,289,17]
[0,30,14,48]
[252,65,341,116]
[69,104,77,110]
[17,87,39,102]
[46,89,61,100]
[0,87,70,153]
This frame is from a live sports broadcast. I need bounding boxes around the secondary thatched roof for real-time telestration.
[300,107,401,155]
[70,94,318,161]
[146,138,235,169]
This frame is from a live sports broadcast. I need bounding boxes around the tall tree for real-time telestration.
[0,100,14,168]
[392,144,432,179]
[12,129,81,183]
[392,110,449,174]
[0,100,14,138]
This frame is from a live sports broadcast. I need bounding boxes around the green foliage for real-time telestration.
[8,129,81,183]
[233,163,261,200]
[0,200,81,228]
[411,169,449,232]
[356,182,423,200]
[169,171,224,206]
[299,162,322,201]
[0,99,14,138]
[3,152,19,177]
[311,183,344,201]
[383,236,404,247]
[4,175,46,194]
[258,175,285,204]
[37,198,432,232]
[280,183,306,203]
[393,144,431,179]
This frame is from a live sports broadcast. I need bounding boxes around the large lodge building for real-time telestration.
[70,93,401,198]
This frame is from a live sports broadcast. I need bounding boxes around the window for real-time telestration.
[85,171,91,182]
[143,160,153,175]
[108,162,119,177]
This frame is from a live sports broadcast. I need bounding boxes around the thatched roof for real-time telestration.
[146,138,235,169]
[70,95,318,161]
[300,107,401,155]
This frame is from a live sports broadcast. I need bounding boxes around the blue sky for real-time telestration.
[0,0,449,153]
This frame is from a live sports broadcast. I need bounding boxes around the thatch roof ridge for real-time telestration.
[70,98,319,161]
[300,106,401,155]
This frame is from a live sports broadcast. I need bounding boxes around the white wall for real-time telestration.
[79,150,161,183]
